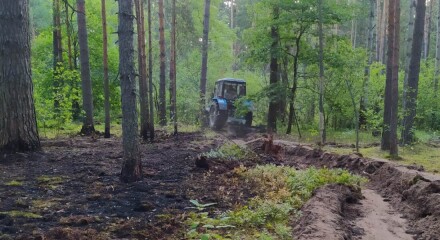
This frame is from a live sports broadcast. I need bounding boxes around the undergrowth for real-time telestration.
[185,165,366,239]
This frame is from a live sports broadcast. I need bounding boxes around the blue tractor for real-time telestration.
[208,78,253,130]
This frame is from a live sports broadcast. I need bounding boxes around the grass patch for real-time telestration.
[203,143,258,161]
[185,165,366,239]
[4,180,23,186]
[37,175,65,190]
[0,211,42,219]
[324,144,440,173]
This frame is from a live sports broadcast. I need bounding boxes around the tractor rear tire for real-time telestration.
[245,111,253,127]
[209,104,228,130]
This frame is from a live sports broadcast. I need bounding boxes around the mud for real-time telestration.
[273,142,440,240]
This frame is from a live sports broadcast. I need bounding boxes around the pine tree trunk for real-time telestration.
[0,0,41,152]
[435,0,440,96]
[77,0,95,135]
[118,0,142,183]
[200,0,211,127]
[65,1,73,70]
[318,0,326,145]
[169,0,177,135]
[135,0,150,140]
[158,0,167,126]
[267,6,280,133]
[403,0,416,118]
[147,0,155,140]
[382,0,400,157]
[401,0,426,144]
[101,0,111,138]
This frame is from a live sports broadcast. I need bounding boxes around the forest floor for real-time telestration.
[0,129,439,239]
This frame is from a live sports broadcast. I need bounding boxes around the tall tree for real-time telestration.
[101,0,111,138]
[401,0,426,144]
[318,0,326,144]
[118,0,142,183]
[158,0,167,126]
[135,0,151,140]
[423,0,433,58]
[53,0,63,111]
[77,0,95,135]
[402,0,416,119]
[267,5,280,133]
[169,0,177,135]
[435,0,440,97]
[147,0,155,140]
[381,0,400,157]
[0,0,40,152]
[200,0,211,127]
[360,0,376,127]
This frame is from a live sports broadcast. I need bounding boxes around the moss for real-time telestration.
[0,211,42,219]
[5,180,23,186]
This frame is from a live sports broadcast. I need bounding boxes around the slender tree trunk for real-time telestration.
[200,0,211,128]
[267,6,280,133]
[318,0,326,145]
[169,0,177,135]
[435,0,440,96]
[287,31,303,135]
[360,0,376,128]
[423,0,432,59]
[0,0,40,152]
[118,0,142,183]
[53,0,63,111]
[402,0,426,145]
[147,0,155,140]
[65,1,73,70]
[158,0,167,126]
[101,0,111,138]
[376,0,383,60]
[403,0,416,118]
[77,0,95,135]
[382,0,400,157]
[135,0,150,140]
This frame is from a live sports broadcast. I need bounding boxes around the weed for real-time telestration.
[204,143,257,161]
[5,180,23,186]
[0,211,42,219]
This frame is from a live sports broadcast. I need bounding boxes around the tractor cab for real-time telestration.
[213,79,246,101]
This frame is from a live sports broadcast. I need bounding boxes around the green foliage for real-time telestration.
[185,165,366,239]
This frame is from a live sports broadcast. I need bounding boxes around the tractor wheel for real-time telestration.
[245,111,253,127]
[209,104,228,130]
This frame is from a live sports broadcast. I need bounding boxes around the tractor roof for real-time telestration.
[216,78,246,84]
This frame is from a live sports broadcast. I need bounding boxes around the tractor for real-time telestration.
[207,78,253,130]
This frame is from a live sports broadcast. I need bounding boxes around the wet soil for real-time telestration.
[0,132,439,239]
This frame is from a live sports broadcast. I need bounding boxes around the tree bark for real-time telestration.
[401,0,426,145]
[381,0,400,158]
[170,0,177,135]
[135,0,150,140]
[268,6,280,133]
[0,0,40,152]
[158,0,167,126]
[200,0,211,128]
[101,0,111,138]
[147,0,155,140]
[118,0,142,183]
[77,0,95,135]
[318,0,326,145]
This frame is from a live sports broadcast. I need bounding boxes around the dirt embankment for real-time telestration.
[277,143,440,240]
